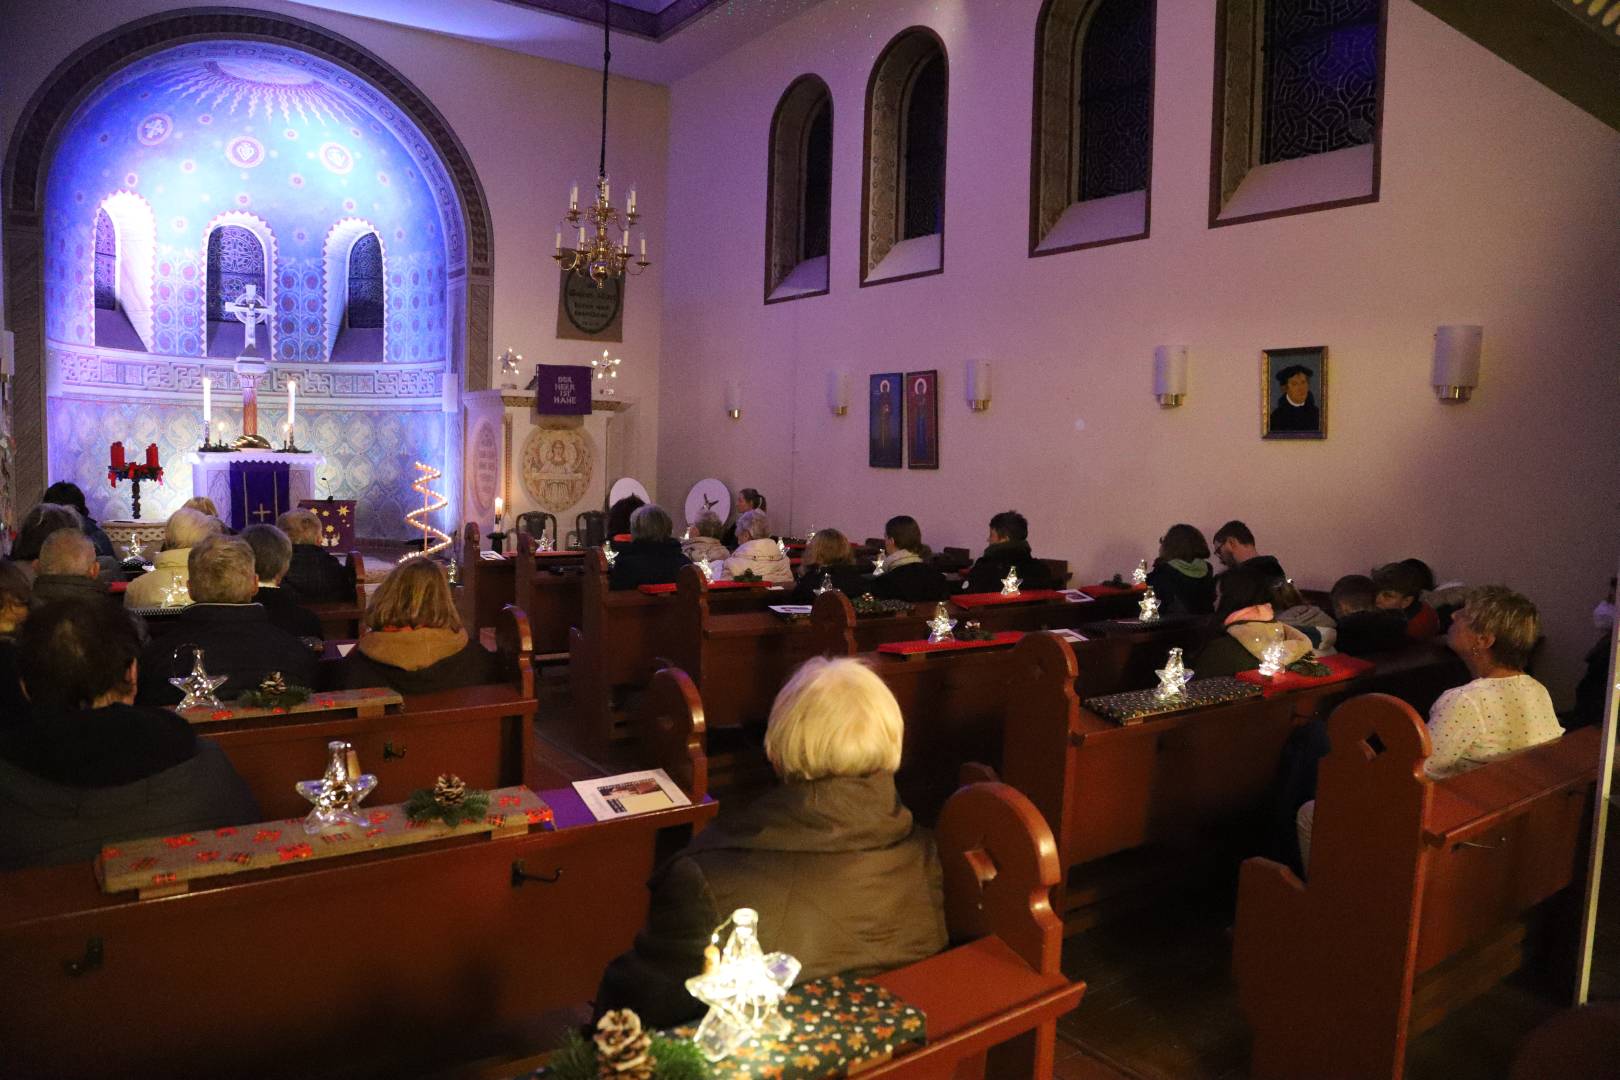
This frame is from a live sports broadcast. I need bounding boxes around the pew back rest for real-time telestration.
[633,666,710,805]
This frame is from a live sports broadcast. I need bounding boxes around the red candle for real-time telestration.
[145,443,159,468]
[111,441,125,468]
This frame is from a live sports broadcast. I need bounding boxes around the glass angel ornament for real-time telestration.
[685,908,801,1063]
[1001,567,1022,597]
[602,539,618,567]
[1154,647,1194,701]
[295,740,378,834]
[1132,559,1150,586]
[813,574,838,596]
[168,646,227,710]
[698,558,717,583]
[927,602,957,644]
[1258,640,1289,678]
[538,531,554,552]
[1138,587,1160,623]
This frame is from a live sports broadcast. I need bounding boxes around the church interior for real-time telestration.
[1,0,1618,1076]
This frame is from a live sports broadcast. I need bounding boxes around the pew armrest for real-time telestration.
[634,665,709,804]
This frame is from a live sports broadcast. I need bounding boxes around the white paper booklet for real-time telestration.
[1051,628,1089,643]
[572,769,692,821]
[1060,589,1095,603]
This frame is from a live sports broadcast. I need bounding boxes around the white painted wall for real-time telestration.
[656,0,1620,703]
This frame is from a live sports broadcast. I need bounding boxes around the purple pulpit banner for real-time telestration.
[534,365,592,415]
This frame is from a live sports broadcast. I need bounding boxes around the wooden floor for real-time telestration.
[520,669,1619,1079]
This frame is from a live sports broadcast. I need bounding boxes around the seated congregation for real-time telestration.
[0,485,1602,1078]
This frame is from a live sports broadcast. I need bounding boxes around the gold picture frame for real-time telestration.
[1261,346,1327,440]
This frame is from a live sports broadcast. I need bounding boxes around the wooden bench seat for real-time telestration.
[1233,693,1600,1080]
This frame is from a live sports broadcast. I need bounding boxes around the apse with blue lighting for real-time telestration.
[42,41,467,537]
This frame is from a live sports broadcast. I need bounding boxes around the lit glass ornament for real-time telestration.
[1001,567,1022,596]
[1154,647,1194,700]
[872,552,886,576]
[1132,559,1150,586]
[1138,587,1160,622]
[777,538,789,558]
[699,558,716,583]
[538,532,554,552]
[603,540,618,567]
[927,602,958,644]
[168,647,227,710]
[1258,640,1288,678]
[685,908,800,1063]
[160,577,191,608]
[446,558,460,586]
[813,574,837,596]
[295,740,379,834]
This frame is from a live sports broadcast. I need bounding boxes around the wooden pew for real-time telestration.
[513,528,585,658]
[203,605,537,818]
[304,548,367,640]
[988,632,1468,929]
[1233,694,1600,1080]
[458,521,516,637]
[0,683,714,1079]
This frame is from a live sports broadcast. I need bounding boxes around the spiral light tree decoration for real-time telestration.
[401,460,452,562]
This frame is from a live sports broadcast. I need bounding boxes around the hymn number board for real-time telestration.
[869,370,939,469]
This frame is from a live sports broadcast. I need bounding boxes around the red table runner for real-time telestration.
[109,580,128,594]
[1236,653,1375,697]
[637,580,775,595]
[877,631,1024,656]
[951,589,1066,609]
[1077,582,1149,598]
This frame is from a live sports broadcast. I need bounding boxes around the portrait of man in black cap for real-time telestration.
[1262,348,1326,438]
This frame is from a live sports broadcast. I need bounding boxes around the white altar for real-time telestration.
[186,450,327,525]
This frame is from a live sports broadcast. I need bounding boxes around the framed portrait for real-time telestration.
[905,370,939,469]
[1261,346,1328,440]
[869,373,903,468]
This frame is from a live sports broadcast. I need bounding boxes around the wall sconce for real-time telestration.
[1432,325,1482,403]
[725,380,743,420]
[966,359,992,412]
[826,371,850,416]
[1153,345,1188,408]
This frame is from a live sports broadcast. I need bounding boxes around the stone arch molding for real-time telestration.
[1,7,496,508]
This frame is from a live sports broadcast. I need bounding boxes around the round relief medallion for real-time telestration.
[471,420,500,509]
[521,427,593,514]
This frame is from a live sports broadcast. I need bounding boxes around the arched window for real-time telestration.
[206,224,269,357]
[323,219,386,361]
[92,194,154,352]
[765,76,833,304]
[1211,0,1384,226]
[347,233,383,327]
[1031,0,1154,255]
[861,28,948,285]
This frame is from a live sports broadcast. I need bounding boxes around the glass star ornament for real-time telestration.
[1154,647,1194,701]
[602,540,618,567]
[295,740,379,834]
[777,538,789,558]
[538,532,554,552]
[1258,640,1289,679]
[1138,587,1160,622]
[160,578,191,608]
[813,574,838,597]
[685,908,801,1063]
[168,647,227,710]
[699,558,716,583]
[1132,559,1150,586]
[872,553,886,576]
[1001,567,1022,596]
[927,603,957,644]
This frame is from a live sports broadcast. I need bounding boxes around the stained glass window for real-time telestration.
[901,54,946,240]
[94,208,117,311]
[801,103,832,262]
[206,225,267,322]
[1078,0,1154,201]
[347,232,383,328]
[1261,0,1379,164]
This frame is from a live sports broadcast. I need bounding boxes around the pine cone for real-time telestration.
[259,672,287,696]
[432,774,467,807]
[594,1010,653,1080]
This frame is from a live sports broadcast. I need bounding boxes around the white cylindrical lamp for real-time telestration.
[826,371,850,416]
[1432,325,1482,403]
[725,380,743,420]
[966,359,992,412]
[1153,345,1188,408]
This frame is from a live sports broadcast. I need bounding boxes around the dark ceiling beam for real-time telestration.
[496,0,730,42]
[1410,0,1620,133]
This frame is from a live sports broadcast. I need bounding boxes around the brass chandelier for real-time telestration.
[555,0,650,288]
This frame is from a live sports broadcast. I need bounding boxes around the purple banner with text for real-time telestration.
[533,365,593,415]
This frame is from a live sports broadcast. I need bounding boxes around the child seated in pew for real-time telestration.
[790,527,868,602]
[277,509,356,604]
[1372,561,1441,640]
[596,657,947,1026]
[1270,579,1337,654]
[1193,569,1314,677]
[1297,586,1562,865]
[1329,574,1410,657]
[963,510,1056,594]
[1145,523,1216,616]
[328,557,498,694]
[863,515,952,603]
[0,599,259,869]
[608,504,690,591]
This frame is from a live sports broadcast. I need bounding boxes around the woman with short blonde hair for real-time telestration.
[182,496,222,521]
[333,558,493,693]
[124,507,222,609]
[597,655,945,1026]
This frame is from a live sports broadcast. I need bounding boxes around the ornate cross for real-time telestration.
[222,283,270,358]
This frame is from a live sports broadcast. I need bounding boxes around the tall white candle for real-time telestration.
[288,379,297,432]
[640,236,647,258]
[570,183,579,210]
[578,226,587,247]
[494,496,504,524]
[202,376,212,425]
[555,230,563,252]
[628,188,637,215]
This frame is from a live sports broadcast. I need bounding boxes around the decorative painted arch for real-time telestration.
[95,189,157,350]
[1,7,495,507]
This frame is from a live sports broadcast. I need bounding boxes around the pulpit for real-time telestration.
[187,450,325,529]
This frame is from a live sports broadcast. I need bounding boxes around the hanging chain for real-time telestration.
[599,0,611,181]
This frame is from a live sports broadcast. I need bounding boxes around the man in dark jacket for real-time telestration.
[1211,519,1287,583]
[30,529,113,608]
[277,509,356,603]
[0,599,259,869]
[241,524,323,639]
[963,510,1056,594]
[609,504,691,591]
[136,536,318,705]
[42,480,116,560]
[865,515,950,603]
